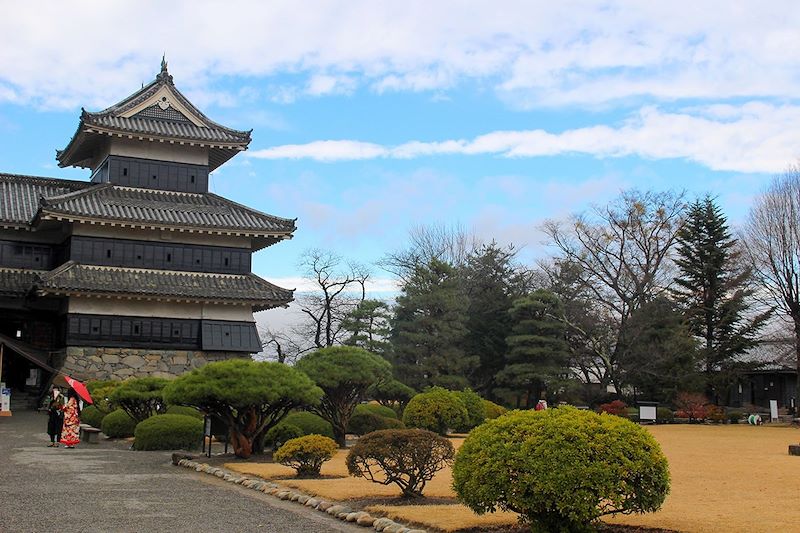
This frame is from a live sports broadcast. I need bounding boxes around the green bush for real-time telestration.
[274,435,338,477]
[80,405,106,428]
[101,408,137,438]
[133,414,203,451]
[346,429,455,498]
[354,403,399,420]
[482,399,507,420]
[402,387,468,435]
[165,405,204,420]
[283,411,335,439]
[453,407,670,532]
[728,410,744,424]
[348,412,405,436]
[656,407,674,423]
[86,379,122,414]
[454,389,486,432]
[264,423,304,449]
[111,377,171,422]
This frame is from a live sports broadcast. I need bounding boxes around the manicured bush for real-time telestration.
[598,399,627,417]
[482,399,507,420]
[354,403,399,420]
[346,429,455,498]
[656,407,674,423]
[80,405,106,428]
[348,412,405,436]
[454,389,486,432]
[369,378,416,413]
[283,411,335,439]
[165,405,204,420]
[674,392,708,422]
[101,408,137,438]
[453,407,670,532]
[402,387,468,435]
[264,423,304,450]
[706,404,726,423]
[111,377,171,422]
[273,435,338,477]
[728,410,744,424]
[133,414,203,451]
[86,379,122,414]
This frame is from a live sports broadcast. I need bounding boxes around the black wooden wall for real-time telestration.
[92,155,209,193]
[0,240,58,270]
[65,314,261,352]
[69,236,250,274]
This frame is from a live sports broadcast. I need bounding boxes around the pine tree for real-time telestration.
[341,299,392,356]
[673,196,771,400]
[498,290,569,408]
[391,258,474,390]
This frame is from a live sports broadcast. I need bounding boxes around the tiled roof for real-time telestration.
[39,183,295,235]
[82,112,250,144]
[37,262,293,310]
[0,173,89,226]
[0,268,42,296]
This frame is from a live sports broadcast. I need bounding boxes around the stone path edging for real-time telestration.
[174,457,427,533]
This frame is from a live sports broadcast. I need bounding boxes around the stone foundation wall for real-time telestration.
[57,347,249,381]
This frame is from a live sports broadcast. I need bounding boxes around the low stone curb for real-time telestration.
[174,456,427,533]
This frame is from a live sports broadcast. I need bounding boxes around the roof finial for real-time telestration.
[161,53,168,74]
[156,53,173,83]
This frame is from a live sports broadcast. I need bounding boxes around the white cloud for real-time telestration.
[247,103,800,173]
[2,2,800,109]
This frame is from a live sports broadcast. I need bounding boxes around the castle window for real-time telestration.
[152,175,157,180]
[106,249,112,258]
[224,258,229,266]
[123,167,128,176]
[133,325,140,334]
[190,175,195,183]
[166,253,172,262]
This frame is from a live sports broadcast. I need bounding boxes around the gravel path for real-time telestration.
[0,410,361,533]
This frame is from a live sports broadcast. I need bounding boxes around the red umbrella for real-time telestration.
[64,375,93,404]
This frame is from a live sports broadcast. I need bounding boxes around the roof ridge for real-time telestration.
[38,260,77,282]
[0,173,91,188]
[40,182,108,205]
[206,192,297,227]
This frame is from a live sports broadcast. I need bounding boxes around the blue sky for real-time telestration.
[1,1,798,295]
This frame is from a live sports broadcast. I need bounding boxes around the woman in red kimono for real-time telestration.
[60,388,81,448]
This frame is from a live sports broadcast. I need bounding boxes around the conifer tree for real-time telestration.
[498,290,569,408]
[673,196,770,400]
[391,258,474,390]
[341,299,392,356]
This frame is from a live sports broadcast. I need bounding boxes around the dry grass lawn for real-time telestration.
[226,425,800,532]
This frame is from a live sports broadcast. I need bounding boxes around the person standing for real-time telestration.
[60,389,81,448]
[46,398,63,447]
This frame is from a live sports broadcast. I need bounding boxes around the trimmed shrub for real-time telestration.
[354,403,399,420]
[346,429,455,498]
[369,378,416,412]
[264,423,304,450]
[133,414,203,451]
[454,408,670,532]
[598,399,627,417]
[283,411,335,439]
[482,399,507,420]
[348,412,405,436]
[274,435,338,477]
[454,389,486,432]
[86,379,122,414]
[728,410,744,424]
[675,392,708,422]
[165,405,204,420]
[656,407,674,423]
[80,405,106,428]
[402,387,468,435]
[706,405,726,423]
[111,377,171,422]
[101,408,137,438]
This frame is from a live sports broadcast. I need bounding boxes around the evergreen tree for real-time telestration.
[673,196,771,400]
[498,290,569,408]
[341,299,392,356]
[391,258,474,390]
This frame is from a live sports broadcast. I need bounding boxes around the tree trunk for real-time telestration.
[333,423,347,448]
[794,318,800,415]
[230,429,253,459]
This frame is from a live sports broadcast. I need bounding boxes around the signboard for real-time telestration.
[640,405,657,422]
[769,400,779,421]
[0,387,11,412]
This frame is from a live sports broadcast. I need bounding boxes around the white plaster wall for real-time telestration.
[71,222,252,248]
[68,297,255,321]
[107,137,208,165]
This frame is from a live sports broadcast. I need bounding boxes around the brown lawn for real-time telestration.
[226,425,800,532]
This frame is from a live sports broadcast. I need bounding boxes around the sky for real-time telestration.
[1,1,799,306]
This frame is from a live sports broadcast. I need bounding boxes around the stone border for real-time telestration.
[173,456,427,533]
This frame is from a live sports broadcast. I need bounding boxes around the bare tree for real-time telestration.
[258,327,306,364]
[380,223,478,283]
[298,249,370,349]
[542,190,686,392]
[742,166,800,408]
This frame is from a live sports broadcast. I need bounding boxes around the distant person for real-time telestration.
[60,389,81,448]
[535,399,548,411]
[46,398,63,447]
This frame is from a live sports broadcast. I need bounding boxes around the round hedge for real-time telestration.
[80,405,106,428]
[282,411,335,439]
[101,408,137,438]
[264,423,304,449]
[453,407,670,532]
[482,399,507,420]
[454,389,486,432]
[348,412,405,436]
[165,405,204,420]
[354,403,399,420]
[274,434,338,477]
[133,414,203,451]
[402,387,468,435]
